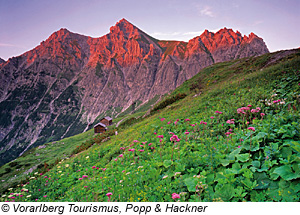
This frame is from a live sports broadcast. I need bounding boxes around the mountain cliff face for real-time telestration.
[0,18,269,165]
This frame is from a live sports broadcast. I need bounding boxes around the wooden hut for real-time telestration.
[94,122,107,134]
[100,116,113,126]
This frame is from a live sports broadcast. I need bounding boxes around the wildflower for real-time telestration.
[119,180,123,183]
[128,148,135,152]
[170,135,181,142]
[114,158,118,161]
[65,164,69,168]
[84,186,88,188]
[82,175,88,178]
[44,176,48,179]
[162,175,168,179]
[160,118,165,121]
[27,195,31,198]
[210,116,215,119]
[172,193,180,200]
[133,140,139,143]
[154,132,157,134]
[215,111,223,114]
[191,124,195,127]
[248,127,255,132]
[126,172,131,175]
[157,135,164,138]
[120,147,125,150]
[106,192,112,202]
[185,131,189,135]
[43,195,47,198]
[122,170,125,173]
[185,119,190,121]
[86,156,89,159]
[200,121,207,125]
[78,178,83,180]
[92,166,96,169]
[174,172,181,176]
[256,107,261,111]
[119,154,124,158]
[148,143,152,146]
[138,166,143,169]
[247,105,252,107]
[238,145,241,148]
[103,168,106,171]
[151,147,155,150]
[261,113,265,116]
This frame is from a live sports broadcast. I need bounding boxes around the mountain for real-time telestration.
[0,58,5,64]
[0,18,269,165]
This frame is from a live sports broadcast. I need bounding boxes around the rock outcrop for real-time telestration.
[0,18,269,165]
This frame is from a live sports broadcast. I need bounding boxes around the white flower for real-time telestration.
[162,175,168,179]
[86,156,89,159]
[65,164,69,168]
[126,172,131,175]
[26,195,31,198]
[8,188,13,191]
[34,172,39,175]
[119,180,123,183]
[2,195,6,198]
[137,166,143,169]
[174,172,181,176]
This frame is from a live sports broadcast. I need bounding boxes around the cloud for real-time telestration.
[183,31,203,36]
[151,32,182,37]
[0,43,25,48]
[200,6,215,17]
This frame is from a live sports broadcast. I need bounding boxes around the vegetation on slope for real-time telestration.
[1,49,300,202]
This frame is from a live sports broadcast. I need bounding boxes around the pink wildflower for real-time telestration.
[215,111,223,114]
[210,116,215,119]
[261,113,265,116]
[103,168,106,171]
[119,154,124,158]
[185,131,189,135]
[92,166,96,169]
[185,119,190,121]
[148,143,152,146]
[114,158,118,161]
[139,149,144,152]
[172,193,180,200]
[82,175,88,178]
[106,192,112,197]
[248,127,255,132]
[43,195,47,198]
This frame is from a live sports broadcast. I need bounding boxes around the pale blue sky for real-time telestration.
[0,0,299,60]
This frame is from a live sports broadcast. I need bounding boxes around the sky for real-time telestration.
[0,0,299,61]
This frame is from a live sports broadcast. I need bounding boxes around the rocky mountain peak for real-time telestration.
[109,18,140,39]
[0,57,5,64]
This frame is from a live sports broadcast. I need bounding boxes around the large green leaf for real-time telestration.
[163,160,173,168]
[273,165,300,181]
[236,153,250,162]
[215,184,235,201]
[253,172,270,190]
[184,177,198,192]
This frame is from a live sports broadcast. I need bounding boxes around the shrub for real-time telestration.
[150,93,187,114]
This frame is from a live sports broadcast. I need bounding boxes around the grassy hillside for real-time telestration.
[1,49,300,202]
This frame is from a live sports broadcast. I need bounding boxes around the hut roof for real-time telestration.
[103,116,112,121]
[94,122,107,128]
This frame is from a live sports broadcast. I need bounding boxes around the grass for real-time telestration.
[1,49,299,202]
